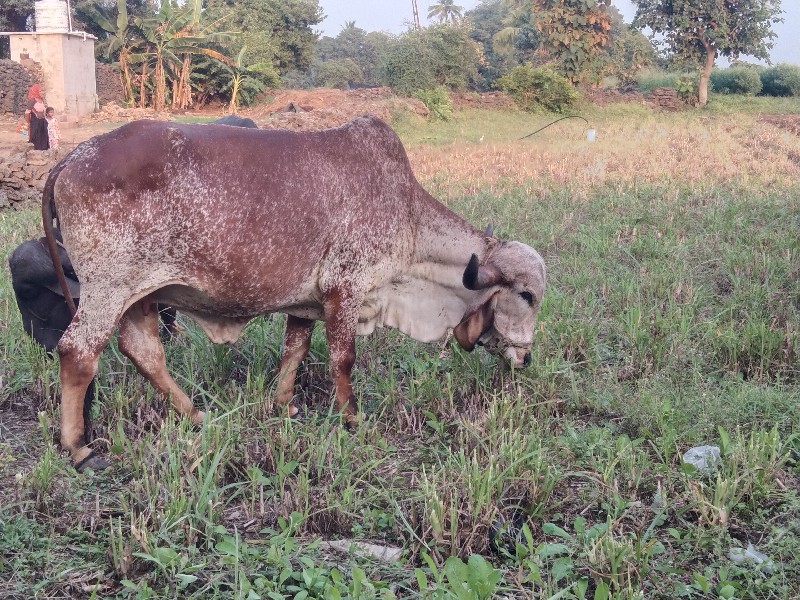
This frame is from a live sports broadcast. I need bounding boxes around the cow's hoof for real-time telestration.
[287,404,300,419]
[190,408,205,426]
[73,452,110,473]
[343,414,359,431]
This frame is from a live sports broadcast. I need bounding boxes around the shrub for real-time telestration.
[674,74,698,104]
[414,86,453,121]
[496,65,580,113]
[710,66,763,95]
[759,64,800,97]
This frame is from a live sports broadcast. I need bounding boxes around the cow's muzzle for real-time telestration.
[479,332,531,368]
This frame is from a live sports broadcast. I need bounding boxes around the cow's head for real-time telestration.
[453,241,546,368]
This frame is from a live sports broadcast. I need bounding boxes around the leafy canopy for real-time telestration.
[632,0,782,64]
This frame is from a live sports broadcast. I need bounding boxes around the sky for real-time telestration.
[316,0,799,66]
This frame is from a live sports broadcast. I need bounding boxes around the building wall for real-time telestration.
[8,32,97,119]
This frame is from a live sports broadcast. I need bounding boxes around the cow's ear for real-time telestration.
[453,293,497,351]
[463,254,504,290]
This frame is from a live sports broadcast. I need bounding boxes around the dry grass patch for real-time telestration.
[406,112,800,197]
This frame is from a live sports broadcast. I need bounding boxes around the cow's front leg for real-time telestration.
[323,289,359,425]
[275,316,314,417]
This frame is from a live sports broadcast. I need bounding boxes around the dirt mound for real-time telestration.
[249,87,429,130]
[583,88,646,107]
[450,91,516,110]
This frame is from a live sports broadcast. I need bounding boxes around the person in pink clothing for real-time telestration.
[45,106,61,150]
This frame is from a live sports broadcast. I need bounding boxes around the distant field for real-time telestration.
[1,99,799,599]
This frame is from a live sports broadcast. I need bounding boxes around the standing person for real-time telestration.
[45,106,60,150]
[26,84,49,151]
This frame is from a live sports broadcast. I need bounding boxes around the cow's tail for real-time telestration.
[41,158,76,317]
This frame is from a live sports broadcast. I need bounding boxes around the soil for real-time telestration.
[0,87,432,157]
[757,113,800,135]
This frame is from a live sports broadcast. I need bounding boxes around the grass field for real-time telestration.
[1,98,799,599]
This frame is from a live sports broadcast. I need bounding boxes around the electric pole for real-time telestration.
[411,0,421,29]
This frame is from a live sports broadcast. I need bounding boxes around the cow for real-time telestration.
[11,116,258,447]
[9,230,178,444]
[11,114,258,351]
[211,114,258,129]
[42,115,546,471]
[10,231,179,350]
[10,231,80,352]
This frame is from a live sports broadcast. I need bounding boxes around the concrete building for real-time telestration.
[2,1,97,119]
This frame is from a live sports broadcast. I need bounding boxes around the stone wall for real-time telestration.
[648,87,683,111]
[95,62,125,106]
[0,146,67,208]
[0,59,36,115]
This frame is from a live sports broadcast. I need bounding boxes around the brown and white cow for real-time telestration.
[42,115,546,470]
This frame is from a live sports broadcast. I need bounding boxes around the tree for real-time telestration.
[428,0,463,25]
[493,0,613,83]
[84,0,139,104]
[467,0,542,90]
[631,0,783,106]
[380,26,480,94]
[312,21,383,87]
[529,0,613,82]
[223,46,279,113]
[204,0,323,75]
[0,0,34,32]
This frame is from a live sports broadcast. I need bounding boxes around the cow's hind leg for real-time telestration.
[58,305,118,471]
[275,316,314,417]
[117,300,204,427]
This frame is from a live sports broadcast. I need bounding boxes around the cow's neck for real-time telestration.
[356,191,496,342]
[413,191,492,291]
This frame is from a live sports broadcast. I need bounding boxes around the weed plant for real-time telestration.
[1,101,799,598]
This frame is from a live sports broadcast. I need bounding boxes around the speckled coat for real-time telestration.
[43,116,546,469]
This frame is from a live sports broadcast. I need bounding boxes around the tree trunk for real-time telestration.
[180,55,193,109]
[140,63,147,109]
[154,50,165,111]
[698,42,716,107]
[229,74,240,114]
[120,50,134,106]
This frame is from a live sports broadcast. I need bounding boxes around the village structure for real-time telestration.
[1,0,98,119]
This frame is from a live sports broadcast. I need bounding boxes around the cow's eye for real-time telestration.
[519,291,534,305]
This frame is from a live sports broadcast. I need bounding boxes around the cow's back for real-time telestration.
[52,116,420,314]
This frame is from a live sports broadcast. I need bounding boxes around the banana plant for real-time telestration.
[222,46,279,114]
[85,0,137,105]
[132,3,233,111]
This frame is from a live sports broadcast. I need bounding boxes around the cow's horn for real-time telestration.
[484,223,494,237]
[463,254,504,290]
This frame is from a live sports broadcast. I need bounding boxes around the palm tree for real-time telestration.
[427,0,463,25]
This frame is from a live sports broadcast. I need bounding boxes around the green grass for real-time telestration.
[1,103,799,599]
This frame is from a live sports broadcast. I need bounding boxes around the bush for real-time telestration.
[414,86,453,121]
[674,74,698,104]
[380,26,479,96]
[759,64,800,97]
[496,65,580,113]
[710,66,763,95]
